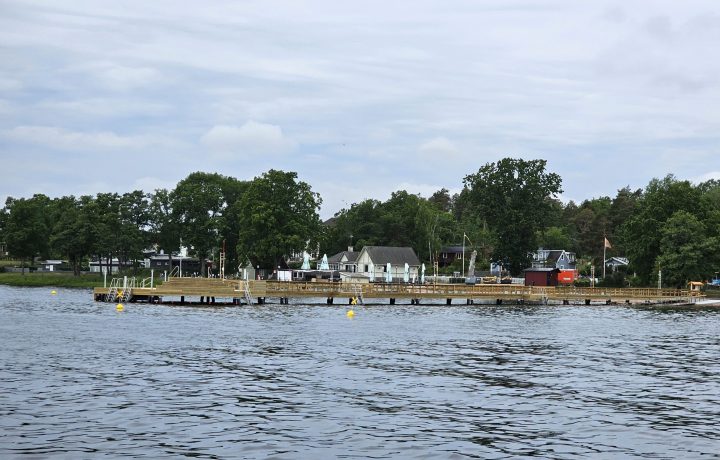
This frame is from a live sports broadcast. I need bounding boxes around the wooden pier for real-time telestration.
[93,277,702,306]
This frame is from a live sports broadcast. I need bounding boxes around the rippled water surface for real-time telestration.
[1,286,719,458]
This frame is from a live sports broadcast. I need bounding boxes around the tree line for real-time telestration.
[2,159,719,287]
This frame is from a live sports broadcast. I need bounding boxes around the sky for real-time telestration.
[2,0,719,219]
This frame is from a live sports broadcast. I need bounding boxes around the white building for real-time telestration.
[355,246,421,282]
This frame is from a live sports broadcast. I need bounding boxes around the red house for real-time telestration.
[524,268,560,286]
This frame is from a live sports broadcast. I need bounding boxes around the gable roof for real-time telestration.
[544,250,563,265]
[328,250,359,264]
[605,257,629,265]
[362,246,421,266]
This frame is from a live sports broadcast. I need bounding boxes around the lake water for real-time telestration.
[1,285,719,459]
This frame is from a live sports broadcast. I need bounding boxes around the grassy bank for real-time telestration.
[0,272,104,288]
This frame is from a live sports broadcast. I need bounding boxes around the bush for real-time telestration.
[573,277,591,287]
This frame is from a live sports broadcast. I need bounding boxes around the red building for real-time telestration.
[524,268,560,286]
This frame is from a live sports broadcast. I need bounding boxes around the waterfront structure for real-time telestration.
[148,253,202,276]
[531,248,577,284]
[89,258,134,274]
[355,246,421,282]
[328,246,358,272]
[524,267,561,286]
[93,276,701,306]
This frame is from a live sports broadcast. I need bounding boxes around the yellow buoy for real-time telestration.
[50,290,57,295]
[346,309,355,318]
[116,304,124,312]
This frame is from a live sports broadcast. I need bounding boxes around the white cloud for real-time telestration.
[70,62,163,91]
[419,137,459,157]
[2,0,720,216]
[37,98,170,117]
[201,121,297,155]
[692,171,720,184]
[4,125,180,151]
[0,76,22,92]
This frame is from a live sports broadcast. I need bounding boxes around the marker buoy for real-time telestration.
[50,290,57,295]
[116,304,124,312]
[346,309,355,318]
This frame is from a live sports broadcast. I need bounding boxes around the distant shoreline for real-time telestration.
[0,272,103,288]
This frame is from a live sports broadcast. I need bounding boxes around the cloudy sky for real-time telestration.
[2,0,719,218]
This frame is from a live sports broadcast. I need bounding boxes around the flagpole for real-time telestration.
[603,236,607,279]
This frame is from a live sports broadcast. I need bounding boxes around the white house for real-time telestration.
[38,260,64,272]
[328,247,359,272]
[355,246,421,282]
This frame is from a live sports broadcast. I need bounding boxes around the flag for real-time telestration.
[604,237,612,249]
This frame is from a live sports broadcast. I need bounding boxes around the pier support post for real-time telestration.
[180,296,185,305]
[563,299,569,305]
[446,298,452,305]
[585,299,590,305]
[390,298,395,305]
[327,297,334,304]
[496,299,502,305]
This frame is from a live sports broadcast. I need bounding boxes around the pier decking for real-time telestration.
[93,277,702,306]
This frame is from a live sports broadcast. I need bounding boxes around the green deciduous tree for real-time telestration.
[237,170,322,268]
[657,211,719,287]
[3,195,51,273]
[149,188,181,268]
[621,175,704,283]
[49,196,95,276]
[463,158,562,275]
[172,172,227,276]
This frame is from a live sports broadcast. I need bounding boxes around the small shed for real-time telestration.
[524,268,560,287]
[688,281,704,294]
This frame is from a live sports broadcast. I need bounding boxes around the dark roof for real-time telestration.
[544,250,563,264]
[362,246,421,266]
[523,267,560,273]
[440,246,464,253]
[328,250,359,264]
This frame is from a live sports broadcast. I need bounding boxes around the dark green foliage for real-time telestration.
[171,172,228,276]
[2,162,719,288]
[462,158,563,275]
[236,170,322,268]
[3,195,51,273]
[621,175,706,284]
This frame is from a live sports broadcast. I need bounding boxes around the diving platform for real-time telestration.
[93,277,703,306]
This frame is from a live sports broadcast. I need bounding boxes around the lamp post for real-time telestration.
[462,232,465,277]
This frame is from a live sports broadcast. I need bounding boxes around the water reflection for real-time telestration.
[0,286,719,458]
